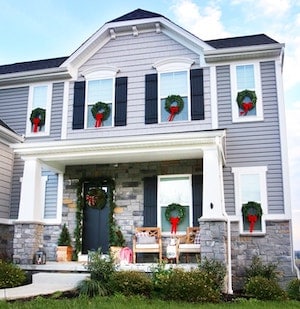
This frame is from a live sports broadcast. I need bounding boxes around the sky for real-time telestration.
[0,0,299,249]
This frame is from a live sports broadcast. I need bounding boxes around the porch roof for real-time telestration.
[12,130,226,172]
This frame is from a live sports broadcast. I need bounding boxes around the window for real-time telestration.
[27,84,52,136]
[231,62,263,122]
[158,175,193,233]
[232,166,267,234]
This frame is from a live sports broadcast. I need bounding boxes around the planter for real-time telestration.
[110,246,123,264]
[56,246,73,262]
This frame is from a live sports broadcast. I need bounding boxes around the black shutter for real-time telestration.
[192,174,202,226]
[115,77,128,126]
[145,74,158,124]
[190,69,204,120]
[72,81,85,129]
[143,176,157,226]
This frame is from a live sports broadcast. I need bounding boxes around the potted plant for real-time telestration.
[109,218,126,263]
[56,223,73,262]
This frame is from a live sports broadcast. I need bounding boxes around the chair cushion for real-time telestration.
[135,244,159,249]
[194,231,201,244]
[136,232,157,244]
[179,244,201,249]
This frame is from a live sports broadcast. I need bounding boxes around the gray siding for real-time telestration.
[43,170,58,219]
[0,143,14,218]
[67,31,212,139]
[0,86,28,135]
[50,82,64,139]
[218,61,284,215]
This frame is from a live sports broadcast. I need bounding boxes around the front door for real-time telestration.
[82,180,110,254]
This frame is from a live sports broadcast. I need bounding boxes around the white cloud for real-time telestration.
[256,0,291,16]
[171,0,230,39]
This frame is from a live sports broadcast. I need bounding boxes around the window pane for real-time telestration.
[87,79,113,104]
[241,174,260,203]
[160,71,187,97]
[33,86,47,108]
[236,65,255,90]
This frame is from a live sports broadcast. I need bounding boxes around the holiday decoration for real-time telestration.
[236,89,257,116]
[242,201,263,232]
[30,108,46,132]
[165,203,186,233]
[86,187,107,209]
[164,95,184,121]
[91,101,111,127]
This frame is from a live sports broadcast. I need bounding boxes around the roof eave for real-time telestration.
[0,125,24,144]
[204,43,284,63]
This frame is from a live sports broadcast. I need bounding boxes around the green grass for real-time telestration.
[0,295,299,309]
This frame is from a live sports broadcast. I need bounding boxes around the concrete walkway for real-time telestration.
[0,272,90,301]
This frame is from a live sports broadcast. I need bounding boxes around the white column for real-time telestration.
[18,158,43,221]
[201,146,226,220]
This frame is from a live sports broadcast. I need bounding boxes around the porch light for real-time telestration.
[34,246,46,264]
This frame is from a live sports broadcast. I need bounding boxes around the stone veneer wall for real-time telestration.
[230,220,296,290]
[0,224,14,259]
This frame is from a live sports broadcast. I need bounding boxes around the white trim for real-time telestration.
[230,61,263,123]
[232,166,268,234]
[81,66,119,79]
[210,66,218,129]
[153,57,194,72]
[61,81,69,140]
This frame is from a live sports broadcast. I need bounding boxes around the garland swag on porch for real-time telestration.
[74,177,124,257]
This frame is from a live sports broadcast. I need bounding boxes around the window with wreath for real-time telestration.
[27,84,52,135]
[231,63,263,122]
[232,166,267,234]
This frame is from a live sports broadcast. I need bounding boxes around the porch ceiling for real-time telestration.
[13,130,226,172]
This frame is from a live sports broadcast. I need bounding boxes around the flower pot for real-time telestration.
[56,246,73,262]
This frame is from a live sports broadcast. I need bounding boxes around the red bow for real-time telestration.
[32,117,41,133]
[170,216,180,234]
[247,214,258,232]
[168,106,179,121]
[240,102,253,116]
[95,113,104,127]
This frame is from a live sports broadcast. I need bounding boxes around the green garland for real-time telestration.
[236,89,257,111]
[165,203,186,223]
[85,188,107,209]
[242,201,263,217]
[164,95,184,114]
[91,101,111,120]
[30,108,46,126]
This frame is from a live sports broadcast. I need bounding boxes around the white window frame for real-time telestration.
[231,61,263,123]
[26,83,52,136]
[232,166,268,235]
[157,174,193,235]
[83,68,118,129]
[153,58,194,124]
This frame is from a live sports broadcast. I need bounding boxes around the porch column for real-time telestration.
[18,158,43,221]
[201,146,225,220]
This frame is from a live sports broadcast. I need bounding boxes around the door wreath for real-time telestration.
[86,188,107,209]
[30,108,46,132]
[165,203,186,233]
[91,101,111,127]
[236,89,257,116]
[241,201,262,233]
[164,95,184,121]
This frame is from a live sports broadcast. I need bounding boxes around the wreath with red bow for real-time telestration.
[164,95,184,121]
[86,188,107,209]
[236,89,257,116]
[30,108,46,133]
[165,203,186,233]
[91,101,111,127]
[242,201,262,233]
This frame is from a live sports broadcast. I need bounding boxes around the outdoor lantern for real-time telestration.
[35,246,46,264]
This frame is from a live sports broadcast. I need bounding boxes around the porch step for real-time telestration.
[20,261,88,273]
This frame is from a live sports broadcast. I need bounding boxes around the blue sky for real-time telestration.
[0,0,299,249]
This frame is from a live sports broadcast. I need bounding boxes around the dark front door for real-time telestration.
[82,181,110,254]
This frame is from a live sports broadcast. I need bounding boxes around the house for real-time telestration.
[0,8,297,291]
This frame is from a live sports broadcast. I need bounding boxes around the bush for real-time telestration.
[77,278,108,297]
[245,255,279,280]
[287,278,300,300]
[0,260,26,288]
[161,268,221,303]
[245,276,287,300]
[150,261,174,294]
[198,257,226,292]
[110,271,153,297]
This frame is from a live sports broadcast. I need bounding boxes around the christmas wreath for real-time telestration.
[30,108,46,133]
[164,95,184,121]
[236,89,257,116]
[91,101,111,127]
[242,201,262,233]
[86,188,107,209]
[165,203,186,233]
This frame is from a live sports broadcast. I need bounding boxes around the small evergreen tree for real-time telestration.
[57,223,72,246]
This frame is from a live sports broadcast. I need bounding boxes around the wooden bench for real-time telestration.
[132,227,162,263]
[176,227,200,263]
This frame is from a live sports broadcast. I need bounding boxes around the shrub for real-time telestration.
[0,260,26,288]
[287,278,300,300]
[245,276,287,300]
[245,255,279,280]
[87,249,115,284]
[150,261,174,294]
[110,271,153,297]
[161,268,221,303]
[198,257,226,292]
[77,278,108,297]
